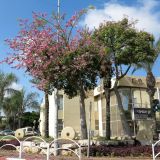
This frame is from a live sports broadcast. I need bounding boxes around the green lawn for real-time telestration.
[0,135,16,140]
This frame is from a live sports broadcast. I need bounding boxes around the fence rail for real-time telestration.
[152,139,160,160]
[0,135,81,160]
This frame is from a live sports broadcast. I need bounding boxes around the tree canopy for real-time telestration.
[93,18,157,136]
[2,9,101,139]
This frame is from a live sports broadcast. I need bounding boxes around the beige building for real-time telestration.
[40,76,160,139]
[96,76,160,138]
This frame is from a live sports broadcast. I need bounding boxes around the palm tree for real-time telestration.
[132,39,160,107]
[0,71,17,129]
[132,39,160,136]
[3,96,17,129]
[132,60,157,136]
[0,71,17,128]
[0,71,18,105]
[3,89,39,129]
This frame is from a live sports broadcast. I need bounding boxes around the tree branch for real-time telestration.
[118,65,131,80]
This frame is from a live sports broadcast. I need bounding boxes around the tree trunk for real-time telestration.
[146,71,156,138]
[79,82,88,139]
[18,115,21,128]
[7,117,11,129]
[114,80,131,136]
[149,92,157,138]
[13,115,16,130]
[150,95,156,134]
[45,92,49,138]
[104,87,110,140]
[103,75,111,140]
[100,59,112,140]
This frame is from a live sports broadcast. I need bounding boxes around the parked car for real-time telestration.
[22,127,35,136]
[0,130,3,135]
[0,129,14,136]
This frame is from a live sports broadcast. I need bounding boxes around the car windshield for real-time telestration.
[27,128,32,131]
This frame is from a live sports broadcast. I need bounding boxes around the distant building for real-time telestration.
[39,76,160,139]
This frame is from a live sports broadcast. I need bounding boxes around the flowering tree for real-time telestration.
[59,29,101,139]
[2,9,101,139]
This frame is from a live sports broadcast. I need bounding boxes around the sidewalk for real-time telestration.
[0,156,155,160]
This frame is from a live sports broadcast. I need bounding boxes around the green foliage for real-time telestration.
[95,136,107,141]
[49,30,101,98]
[2,89,39,129]
[21,111,39,128]
[152,99,160,112]
[3,89,39,114]
[0,71,17,105]
[93,18,156,67]
[93,18,156,138]
[156,38,160,52]
[131,38,160,102]
[0,123,6,130]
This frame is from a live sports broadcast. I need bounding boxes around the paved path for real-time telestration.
[0,156,156,160]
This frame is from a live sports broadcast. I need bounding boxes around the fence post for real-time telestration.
[19,141,22,159]
[87,102,92,158]
[47,143,50,160]
[79,145,81,160]
[152,144,155,160]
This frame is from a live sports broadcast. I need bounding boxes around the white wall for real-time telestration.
[48,90,58,138]
[39,98,45,137]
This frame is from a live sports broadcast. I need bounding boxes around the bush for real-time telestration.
[0,139,20,150]
[82,145,159,157]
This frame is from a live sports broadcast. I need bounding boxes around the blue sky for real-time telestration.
[0,0,160,100]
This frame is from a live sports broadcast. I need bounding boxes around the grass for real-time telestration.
[0,135,55,143]
[0,135,16,141]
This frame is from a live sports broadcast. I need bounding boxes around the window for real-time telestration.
[58,119,63,134]
[57,95,63,110]
[95,120,99,130]
[95,101,98,111]
[119,88,132,110]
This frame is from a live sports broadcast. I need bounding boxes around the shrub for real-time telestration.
[0,139,20,150]
[82,145,158,157]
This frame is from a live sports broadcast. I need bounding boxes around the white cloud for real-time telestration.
[4,82,22,98]
[81,0,160,39]
[10,82,23,91]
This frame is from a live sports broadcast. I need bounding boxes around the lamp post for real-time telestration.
[52,0,60,156]
[87,102,92,158]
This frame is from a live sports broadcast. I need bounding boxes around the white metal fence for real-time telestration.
[152,139,160,160]
[0,135,81,160]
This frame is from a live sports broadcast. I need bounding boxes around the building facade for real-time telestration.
[39,76,160,139]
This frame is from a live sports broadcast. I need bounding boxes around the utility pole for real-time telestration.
[87,102,92,158]
[53,0,60,156]
[58,0,60,22]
